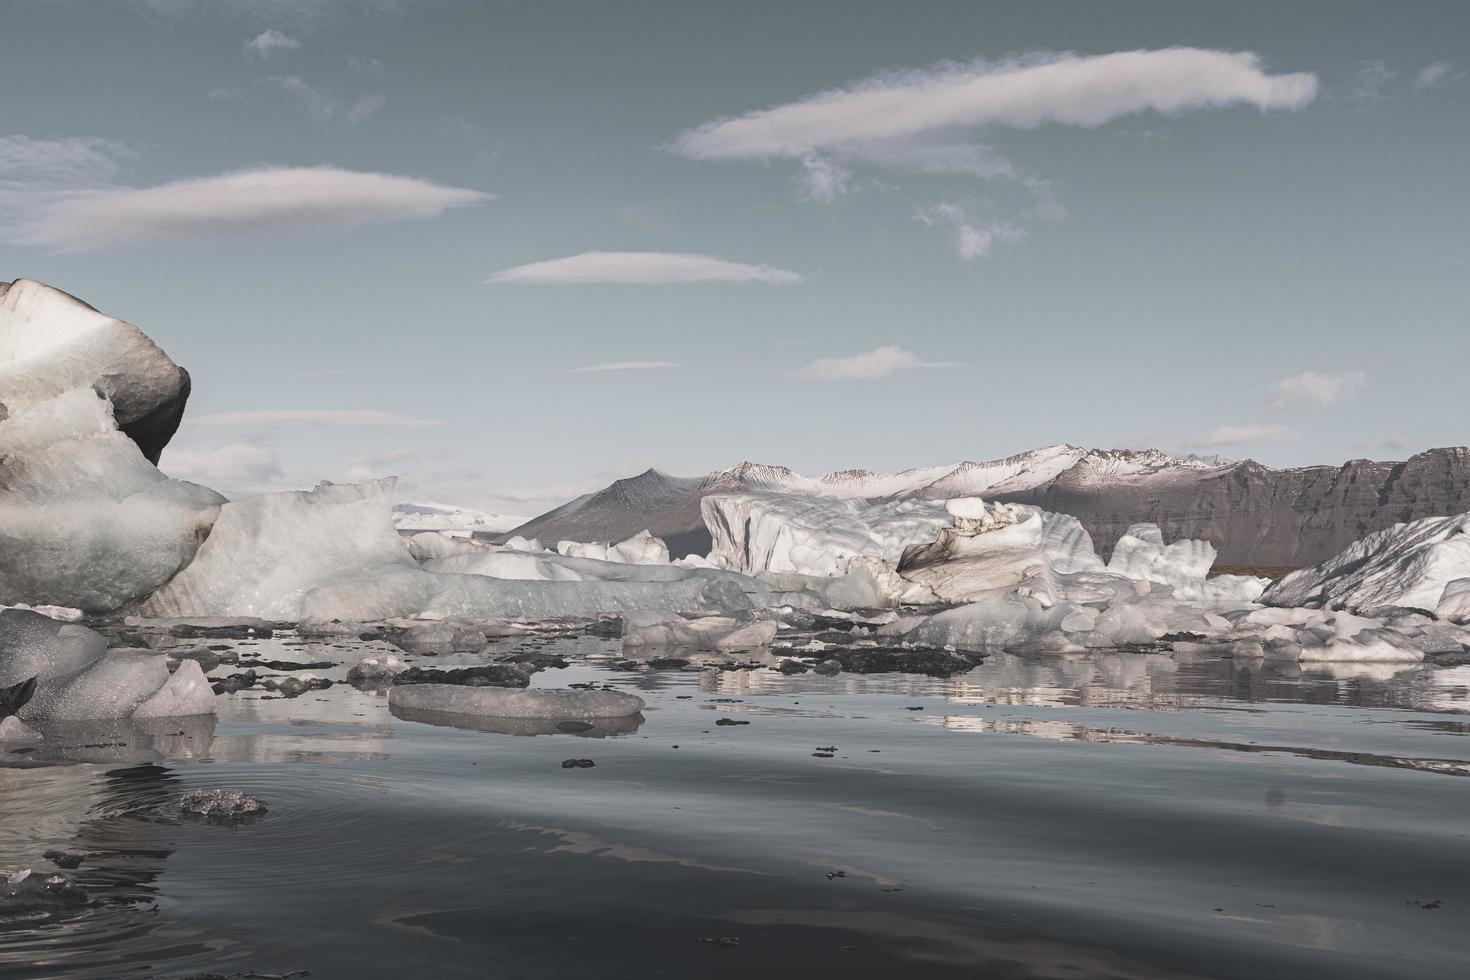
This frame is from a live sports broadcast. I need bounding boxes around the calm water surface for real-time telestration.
[3,629,1469,979]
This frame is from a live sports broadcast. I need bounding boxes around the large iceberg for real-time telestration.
[0,390,223,612]
[0,279,192,463]
[1262,513,1470,614]
[557,530,670,565]
[703,492,951,576]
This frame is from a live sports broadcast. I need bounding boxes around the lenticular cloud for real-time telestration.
[24,166,491,249]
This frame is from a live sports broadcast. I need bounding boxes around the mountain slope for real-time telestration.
[503,446,1470,565]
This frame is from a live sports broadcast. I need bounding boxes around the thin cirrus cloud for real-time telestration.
[673,48,1316,168]
[490,251,802,285]
[189,409,445,428]
[566,361,681,374]
[19,166,489,250]
[790,346,962,382]
[1189,423,1301,448]
[1415,61,1462,90]
[1265,370,1366,409]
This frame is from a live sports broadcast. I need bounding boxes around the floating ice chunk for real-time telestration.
[0,390,224,612]
[1108,523,1212,584]
[0,603,83,622]
[501,535,544,553]
[389,683,645,719]
[1295,629,1424,663]
[557,530,670,565]
[19,650,173,723]
[1436,578,1470,624]
[0,608,107,687]
[0,279,192,463]
[1262,513,1470,614]
[621,611,778,649]
[133,660,216,718]
[346,653,409,683]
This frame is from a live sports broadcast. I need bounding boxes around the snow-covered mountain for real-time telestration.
[505,445,1470,566]
[392,502,528,537]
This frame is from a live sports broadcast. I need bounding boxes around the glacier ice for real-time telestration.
[1436,578,1470,624]
[620,611,778,650]
[557,530,670,565]
[0,390,224,612]
[703,492,952,576]
[389,683,645,719]
[1263,513,1470,614]
[0,279,191,463]
[0,608,108,687]
[19,649,214,724]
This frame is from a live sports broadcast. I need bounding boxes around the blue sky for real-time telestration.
[2,0,1466,516]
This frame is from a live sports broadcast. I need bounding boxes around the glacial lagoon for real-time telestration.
[4,628,1469,980]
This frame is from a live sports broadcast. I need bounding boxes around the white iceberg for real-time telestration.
[620,611,778,649]
[557,530,670,565]
[1263,513,1470,614]
[19,650,214,724]
[0,608,108,687]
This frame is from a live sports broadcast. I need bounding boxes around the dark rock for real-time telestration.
[813,659,842,676]
[178,789,267,823]
[42,850,84,870]
[211,670,259,694]
[822,648,981,677]
[776,659,809,674]
[1,869,88,910]
[560,758,595,769]
[393,665,533,688]
[584,618,624,639]
[715,717,750,726]
[649,658,691,669]
[699,936,741,948]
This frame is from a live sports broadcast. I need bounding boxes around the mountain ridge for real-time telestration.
[501,445,1470,565]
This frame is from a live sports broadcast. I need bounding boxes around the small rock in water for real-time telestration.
[346,653,409,684]
[648,657,690,669]
[560,758,596,769]
[714,717,750,726]
[826,870,848,880]
[211,670,258,695]
[178,789,267,823]
[699,936,741,948]
[776,659,809,674]
[42,850,83,870]
[813,659,842,676]
[2,869,88,910]
[393,664,535,689]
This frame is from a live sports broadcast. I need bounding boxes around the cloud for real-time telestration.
[18,166,489,250]
[1415,61,1462,90]
[189,409,445,428]
[567,361,680,374]
[915,202,1024,259]
[673,48,1316,163]
[1346,61,1396,107]
[210,76,383,124]
[1188,423,1300,447]
[790,346,961,381]
[490,251,801,284]
[0,135,134,187]
[161,441,284,486]
[1265,370,1366,409]
[244,28,299,58]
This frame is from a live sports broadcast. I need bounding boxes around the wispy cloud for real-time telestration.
[161,440,285,487]
[244,29,299,58]
[1415,61,1463,90]
[915,202,1024,259]
[210,76,383,124]
[567,361,681,374]
[17,166,488,250]
[490,251,801,285]
[1189,423,1300,447]
[790,346,961,381]
[1265,370,1366,409]
[189,409,446,428]
[1345,61,1396,107]
[674,48,1316,177]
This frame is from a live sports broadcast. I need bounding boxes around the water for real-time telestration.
[4,629,1470,979]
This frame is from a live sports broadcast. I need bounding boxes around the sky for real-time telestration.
[2,0,1467,518]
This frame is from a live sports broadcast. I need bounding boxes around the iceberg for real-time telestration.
[0,608,108,687]
[1262,513,1470,614]
[0,390,224,612]
[0,279,192,463]
[19,649,214,724]
[389,684,645,719]
[703,492,951,576]
[620,611,778,649]
[557,530,670,565]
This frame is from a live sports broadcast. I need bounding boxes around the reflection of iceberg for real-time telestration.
[5,713,216,766]
[389,703,645,736]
